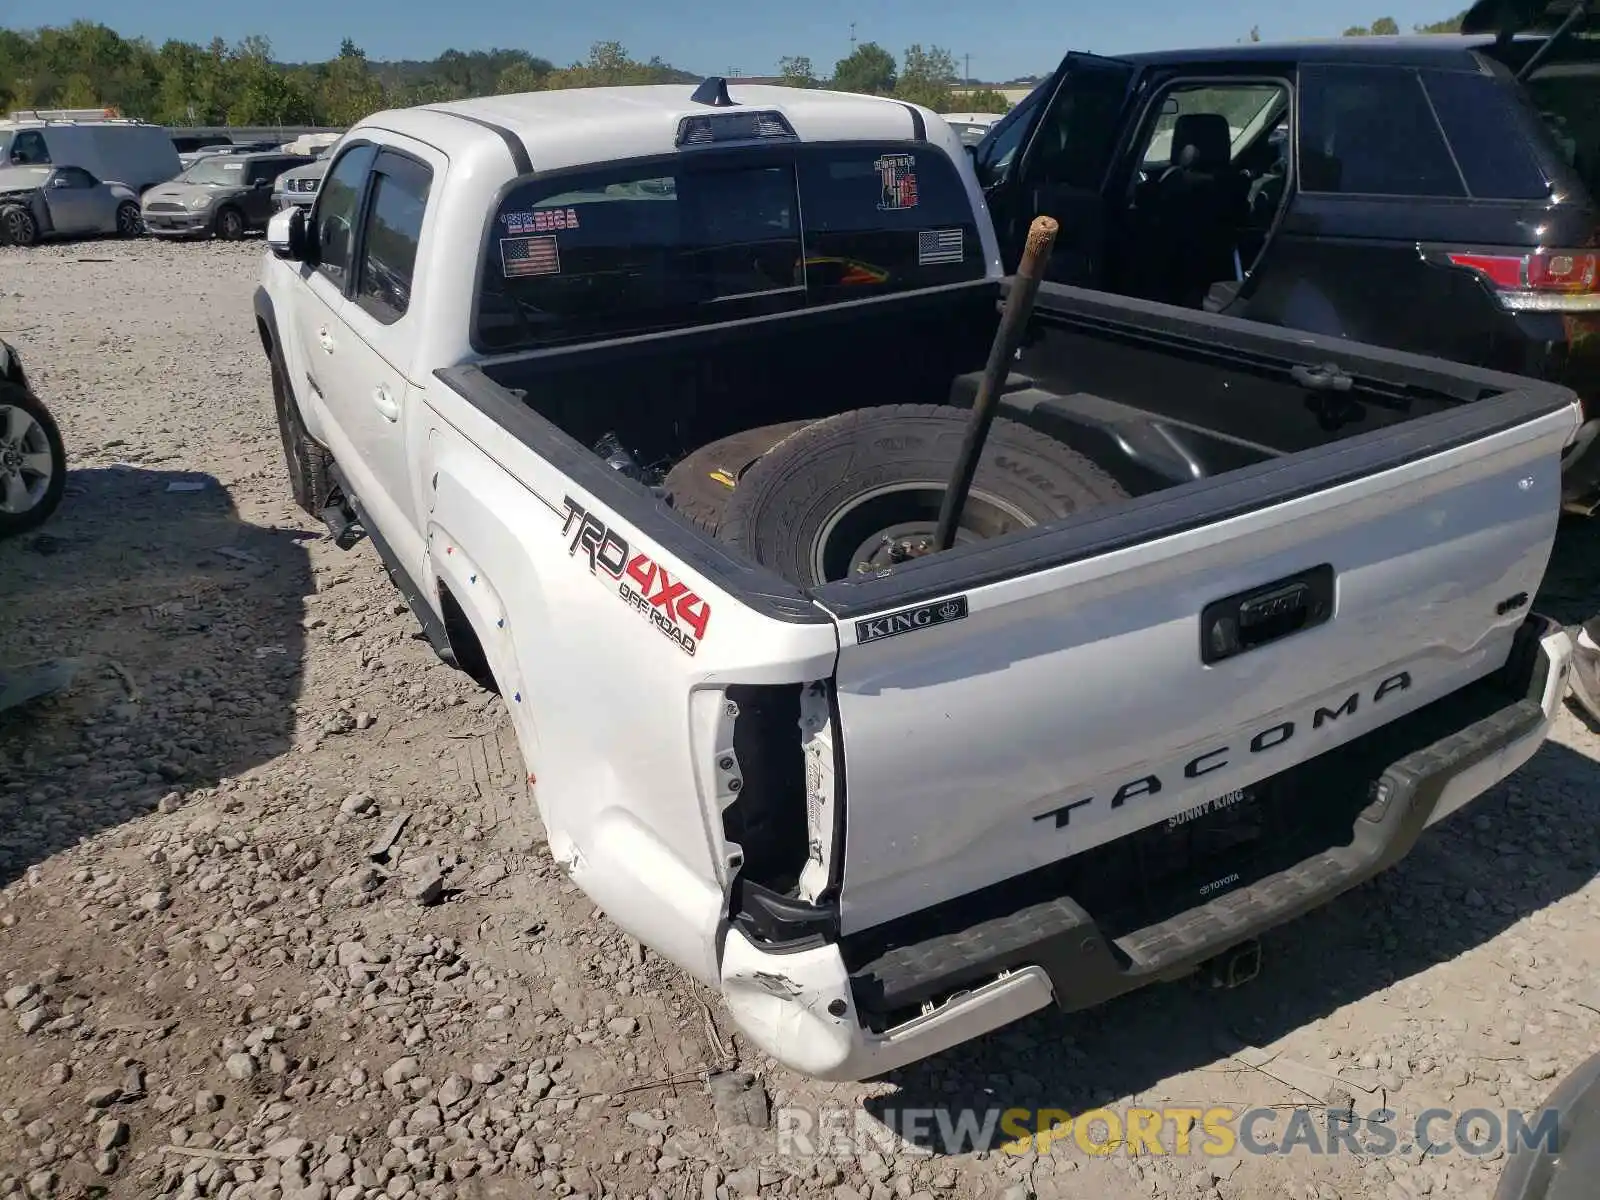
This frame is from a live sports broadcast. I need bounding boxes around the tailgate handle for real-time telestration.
[1201,564,1335,665]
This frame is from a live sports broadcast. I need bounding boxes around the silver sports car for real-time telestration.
[0,164,143,246]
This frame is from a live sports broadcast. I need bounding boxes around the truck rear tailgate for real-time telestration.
[816,390,1578,936]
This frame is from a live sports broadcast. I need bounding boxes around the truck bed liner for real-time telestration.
[438,277,1580,621]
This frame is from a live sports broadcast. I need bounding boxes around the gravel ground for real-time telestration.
[1,237,1598,1200]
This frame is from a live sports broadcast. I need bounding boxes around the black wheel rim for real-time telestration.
[222,211,241,237]
[5,211,29,242]
[117,205,140,234]
[809,482,1034,584]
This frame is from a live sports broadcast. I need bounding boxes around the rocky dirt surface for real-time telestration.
[1,236,1598,1200]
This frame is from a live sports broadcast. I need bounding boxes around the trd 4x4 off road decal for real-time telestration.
[559,496,711,656]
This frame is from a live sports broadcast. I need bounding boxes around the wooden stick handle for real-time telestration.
[931,217,1061,553]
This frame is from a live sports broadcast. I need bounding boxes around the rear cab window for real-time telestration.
[799,145,985,303]
[475,142,985,350]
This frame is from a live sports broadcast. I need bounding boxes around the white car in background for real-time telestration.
[941,112,1004,146]
[0,113,181,193]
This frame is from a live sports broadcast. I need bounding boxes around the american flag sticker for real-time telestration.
[501,235,561,278]
[918,228,965,266]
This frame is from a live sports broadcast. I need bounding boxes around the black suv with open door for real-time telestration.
[975,0,1600,514]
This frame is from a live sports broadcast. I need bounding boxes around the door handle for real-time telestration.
[372,385,400,422]
[317,326,335,353]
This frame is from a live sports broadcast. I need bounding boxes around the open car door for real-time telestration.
[977,52,1141,283]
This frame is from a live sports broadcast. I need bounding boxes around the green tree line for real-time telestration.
[1343,11,1468,35]
[776,44,1013,113]
[0,24,699,126]
[0,22,1013,127]
[1,15,1478,132]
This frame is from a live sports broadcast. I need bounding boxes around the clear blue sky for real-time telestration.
[11,1,1466,81]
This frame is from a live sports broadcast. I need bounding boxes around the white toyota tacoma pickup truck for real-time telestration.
[253,77,1581,1082]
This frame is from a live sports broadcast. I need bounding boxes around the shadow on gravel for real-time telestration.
[0,465,315,888]
[868,747,1600,1153]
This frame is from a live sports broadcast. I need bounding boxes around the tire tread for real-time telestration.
[717,403,1128,587]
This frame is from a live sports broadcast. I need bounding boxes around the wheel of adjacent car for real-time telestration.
[715,403,1129,589]
[0,204,38,248]
[0,380,68,539]
[216,207,246,241]
[115,201,143,237]
[270,343,334,518]
[663,420,816,533]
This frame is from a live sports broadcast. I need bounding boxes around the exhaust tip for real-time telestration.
[1201,939,1262,990]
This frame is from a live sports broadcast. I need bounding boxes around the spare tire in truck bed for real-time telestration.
[662,420,815,533]
[715,403,1128,589]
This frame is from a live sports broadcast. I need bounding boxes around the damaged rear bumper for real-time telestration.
[720,614,1571,1082]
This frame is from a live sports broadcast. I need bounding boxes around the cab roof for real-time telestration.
[356,81,933,176]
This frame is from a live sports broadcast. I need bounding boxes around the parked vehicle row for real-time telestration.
[255,71,1584,1083]
[0,110,342,245]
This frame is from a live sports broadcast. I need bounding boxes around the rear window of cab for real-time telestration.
[474,143,984,351]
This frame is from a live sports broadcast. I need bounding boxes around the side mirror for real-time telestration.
[267,206,307,261]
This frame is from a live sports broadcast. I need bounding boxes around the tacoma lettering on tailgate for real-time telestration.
[1033,671,1412,830]
[560,497,711,656]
